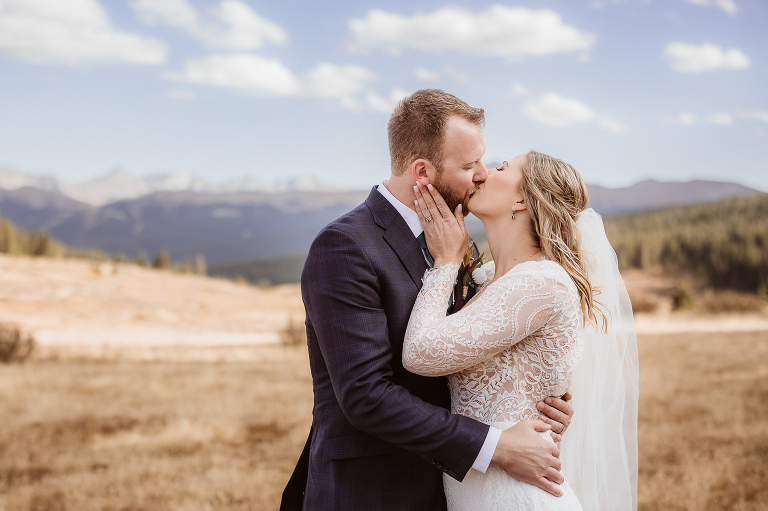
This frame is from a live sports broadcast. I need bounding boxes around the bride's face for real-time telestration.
[468,154,527,219]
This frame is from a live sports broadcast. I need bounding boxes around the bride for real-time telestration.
[402,150,639,510]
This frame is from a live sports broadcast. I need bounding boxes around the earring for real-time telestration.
[511,209,515,220]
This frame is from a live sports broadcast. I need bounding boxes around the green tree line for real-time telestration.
[603,193,768,293]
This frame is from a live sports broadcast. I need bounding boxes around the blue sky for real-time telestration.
[1,0,766,190]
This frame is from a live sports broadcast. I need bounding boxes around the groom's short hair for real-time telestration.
[388,89,484,176]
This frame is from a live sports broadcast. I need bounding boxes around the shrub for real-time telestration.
[153,249,170,269]
[672,286,694,311]
[280,318,306,346]
[0,323,36,363]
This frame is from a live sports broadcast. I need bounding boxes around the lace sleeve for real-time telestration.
[403,262,566,377]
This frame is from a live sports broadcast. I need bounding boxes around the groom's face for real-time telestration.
[430,116,488,213]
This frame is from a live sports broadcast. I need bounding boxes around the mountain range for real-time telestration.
[0,166,341,207]
[0,167,761,273]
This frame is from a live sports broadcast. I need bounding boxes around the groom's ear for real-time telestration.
[411,158,432,186]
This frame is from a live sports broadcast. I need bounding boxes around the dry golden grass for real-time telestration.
[637,330,768,511]
[0,347,313,511]
[1,330,766,510]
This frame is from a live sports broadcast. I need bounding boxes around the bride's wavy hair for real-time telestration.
[521,150,606,330]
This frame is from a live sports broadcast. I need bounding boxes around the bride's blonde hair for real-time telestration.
[521,150,604,329]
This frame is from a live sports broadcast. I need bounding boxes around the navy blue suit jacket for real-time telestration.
[290,187,489,511]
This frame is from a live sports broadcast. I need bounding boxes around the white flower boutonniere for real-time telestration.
[471,267,486,285]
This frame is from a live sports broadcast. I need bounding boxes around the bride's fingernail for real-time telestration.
[427,184,433,191]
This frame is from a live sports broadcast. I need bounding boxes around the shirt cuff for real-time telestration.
[471,426,502,473]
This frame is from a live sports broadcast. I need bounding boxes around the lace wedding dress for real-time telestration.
[403,258,585,511]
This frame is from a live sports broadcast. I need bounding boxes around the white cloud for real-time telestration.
[509,81,531,97]
[707,113,733,125]
[364,88,410,114]
[132,0,287,50]
[523,93,626,133]
[664,42,750,73]
[597,118,629,134]
[681,0,738,16]
[524,93,594,126]
[348,6,596,58]
[165,54,377,104]
[415,68,440,81]
[132,0,198,29]
[741,110,768,123]
[303,63,376,99]
[715,0,738,15]
[666,113,698,125]
[338,88,410,114]
[165,54,301,96]
[0,0,167,65]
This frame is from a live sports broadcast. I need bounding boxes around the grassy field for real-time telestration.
[1,330,767,511]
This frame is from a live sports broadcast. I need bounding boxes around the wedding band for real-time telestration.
[559,424,566,434]
[425,216,433,222]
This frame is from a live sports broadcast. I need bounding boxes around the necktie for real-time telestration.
[416,232,434,267]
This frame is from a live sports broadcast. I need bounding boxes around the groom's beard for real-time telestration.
[434,172,478,214]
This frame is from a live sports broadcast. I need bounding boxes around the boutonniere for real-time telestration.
[460,242,485,300]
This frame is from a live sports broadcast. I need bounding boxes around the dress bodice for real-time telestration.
[403,259,584,426]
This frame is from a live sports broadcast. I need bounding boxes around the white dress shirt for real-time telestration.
[377,182,502,474]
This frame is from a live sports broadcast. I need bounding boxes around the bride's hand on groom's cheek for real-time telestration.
[537,390,574,442]
[414,182,468,265]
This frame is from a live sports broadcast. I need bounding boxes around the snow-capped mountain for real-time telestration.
[0,167,342,207]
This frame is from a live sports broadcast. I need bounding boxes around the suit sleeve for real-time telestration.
[302,227,489,481]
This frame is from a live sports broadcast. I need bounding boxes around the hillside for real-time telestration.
[604,193,768,292]
[588,179,759,216]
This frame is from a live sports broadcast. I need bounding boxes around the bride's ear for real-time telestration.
[411,159,432,186]
[512,200,527,213]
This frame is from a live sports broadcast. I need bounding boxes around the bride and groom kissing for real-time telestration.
[281,89,639,511]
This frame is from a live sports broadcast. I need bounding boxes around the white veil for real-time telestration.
[559,208,640,511]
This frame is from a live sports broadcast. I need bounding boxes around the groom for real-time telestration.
[281,89,574,511]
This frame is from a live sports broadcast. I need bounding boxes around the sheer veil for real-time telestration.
[560,208,640,511]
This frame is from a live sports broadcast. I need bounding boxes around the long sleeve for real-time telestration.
[403,262,567,377]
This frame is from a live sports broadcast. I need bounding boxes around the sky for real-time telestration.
[1,0,766,191]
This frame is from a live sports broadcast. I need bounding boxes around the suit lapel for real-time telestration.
[365,187,429,289]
